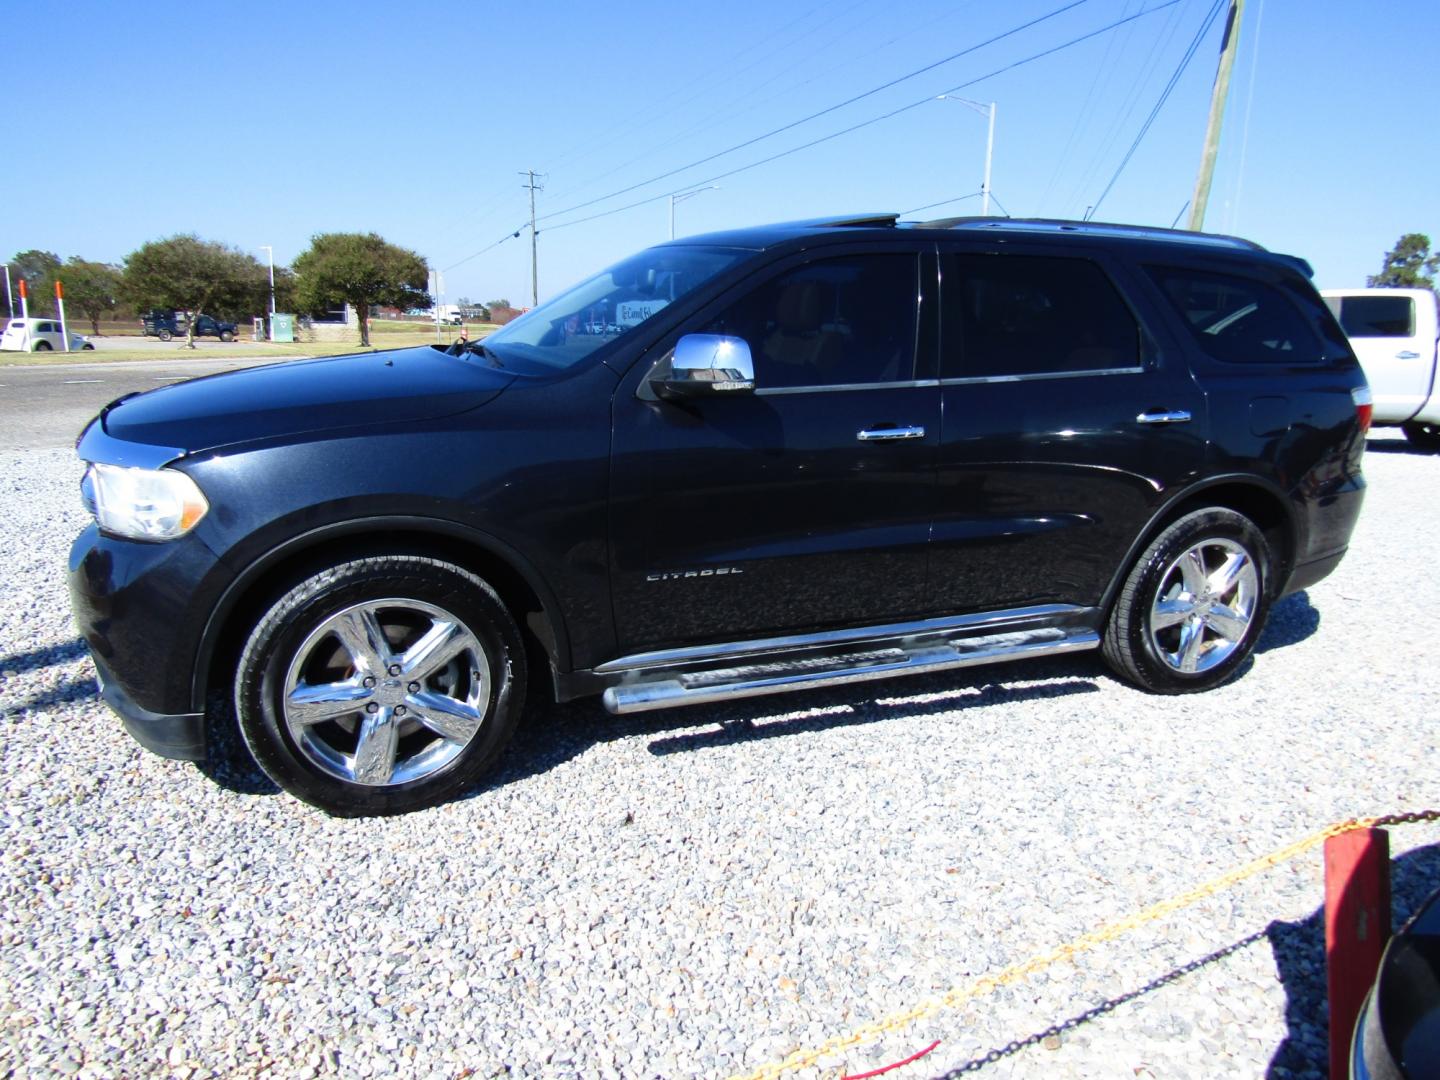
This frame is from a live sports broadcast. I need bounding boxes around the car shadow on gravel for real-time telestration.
[1266,841,1440,1079]
[0,637,88,675]
[1256,590,1321,655]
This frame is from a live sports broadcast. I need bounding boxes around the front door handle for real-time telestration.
[1397,350,1421,360]
[857,425,926,442]
[1136,410,1192,425]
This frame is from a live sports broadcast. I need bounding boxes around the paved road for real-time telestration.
[0,356,295,451]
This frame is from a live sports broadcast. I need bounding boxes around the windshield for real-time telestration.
[480,244,751,370]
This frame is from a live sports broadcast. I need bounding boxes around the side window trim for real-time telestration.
[937,364,1144,387]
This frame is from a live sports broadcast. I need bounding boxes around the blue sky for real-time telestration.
[4,0,1436,308]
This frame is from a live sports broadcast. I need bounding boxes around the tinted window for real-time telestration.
[705,254,917,388]
[1329,295,1416,338]
[1150,267,1327,364]
[940,254,1139,378]
[36,322,55,333]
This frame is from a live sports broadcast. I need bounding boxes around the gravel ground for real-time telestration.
[1,435,1437,1080]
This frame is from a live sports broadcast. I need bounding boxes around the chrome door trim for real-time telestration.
[857,426,926,442]
[755,379,940,396]
[938,366,1144,386]
[1136,409,1193,424]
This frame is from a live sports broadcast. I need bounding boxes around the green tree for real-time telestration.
[10,249,61,317]
[1368,233,1440,290]
[291,233,430,346]
[122,235,268,347]
[47,258,123,334]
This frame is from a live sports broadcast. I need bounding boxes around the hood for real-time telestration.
[99,346,514,453]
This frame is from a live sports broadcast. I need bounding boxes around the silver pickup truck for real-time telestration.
[1323,287,1440,449]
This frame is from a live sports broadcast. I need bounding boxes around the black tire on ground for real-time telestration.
[219,330,234,342]
[235,555,527,816]
[82,343,95,350]
[33,341,51,351]
[1401,421,1440,452]
[1102,507,1272,694]
[158,329,172,341]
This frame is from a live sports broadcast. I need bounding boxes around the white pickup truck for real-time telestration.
[1322,287,1440,449]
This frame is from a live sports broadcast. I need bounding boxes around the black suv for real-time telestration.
[70,216,1369,815]
[140,310,237,342]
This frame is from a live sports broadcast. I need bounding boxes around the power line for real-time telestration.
[536,0,1094,224]
[1086,0,1225,219]
[541,0,1180,236]
[902,192,983,215]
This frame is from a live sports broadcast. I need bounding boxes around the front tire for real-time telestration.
[1103,508,1272,693]
[235,555,527,816]
[158,329,172,342]
[1402,421,1440,451]
[219,330,234,342]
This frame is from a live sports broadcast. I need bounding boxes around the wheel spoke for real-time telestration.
[399,620,474,683]
[406,690,485,744]
[1177,617,1207,674]
[1204,604,1251,642]
[287,679,370,726]
[1208,551,1251,599]
[1178,549,1209,595]
[352,707,400,785]
[1150,598,1196,631]
[332,606,392,675]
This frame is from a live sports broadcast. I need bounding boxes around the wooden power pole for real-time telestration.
[1187,0,1246,232]
[520,170,544,307]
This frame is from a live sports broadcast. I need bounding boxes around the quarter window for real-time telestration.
[940,254,1140,378]
[705,254,918,389]
[1150,267,1329,364]
[1327,295,1416,338]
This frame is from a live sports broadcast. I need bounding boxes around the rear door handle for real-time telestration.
[1397,350,1421,360]
[857,425,926,442]
[1136,410,1192,425]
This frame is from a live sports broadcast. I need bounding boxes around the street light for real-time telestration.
[669,185,720,240]
[936,95,996,217]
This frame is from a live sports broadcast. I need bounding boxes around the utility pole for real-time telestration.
[520,170,544,307]
[1187,0,1246,232]
[936,96,996,216]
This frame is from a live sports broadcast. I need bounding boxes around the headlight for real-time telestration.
[83,463,209,541]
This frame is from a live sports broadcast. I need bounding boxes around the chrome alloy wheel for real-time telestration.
[1147,538,1259,675]
[281,599,491,787]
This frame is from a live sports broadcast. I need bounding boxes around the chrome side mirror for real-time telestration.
[654,334,755,399]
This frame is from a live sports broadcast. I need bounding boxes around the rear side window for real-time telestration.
[1327,295,1416,338]
[1150,267,1329,364]
[940,253,1140,378]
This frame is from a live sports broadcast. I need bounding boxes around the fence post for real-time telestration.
[1324,827,1390,1080]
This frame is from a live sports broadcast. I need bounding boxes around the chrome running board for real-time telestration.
[599,609,1100,715]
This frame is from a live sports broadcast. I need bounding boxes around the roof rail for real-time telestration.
[807,213,900,229]
[908,216,1267,253]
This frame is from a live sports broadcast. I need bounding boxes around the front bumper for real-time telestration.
[92,653,205,761]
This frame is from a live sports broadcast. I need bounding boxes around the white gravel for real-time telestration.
[1,434,1437,1080]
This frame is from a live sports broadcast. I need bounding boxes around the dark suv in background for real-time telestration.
[70,215,1369,815]
[140,310,237,341]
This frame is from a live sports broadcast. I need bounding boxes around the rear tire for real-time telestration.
[158,329,172,342]
[235,555,527,816]
[1103,508,1272,693]
[1402,421,1440,452]
[33,341,51,351]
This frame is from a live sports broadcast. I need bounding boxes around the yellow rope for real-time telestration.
[729,811,1440,1080]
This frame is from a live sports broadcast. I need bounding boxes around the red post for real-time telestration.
[1324,828,1390,1080]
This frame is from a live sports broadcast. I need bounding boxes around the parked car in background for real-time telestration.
[0,318,94,352]
[140,310,237,342]
[70,214,1368,816]
[1323,287,1440,449]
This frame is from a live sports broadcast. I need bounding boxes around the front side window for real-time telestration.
[1150,266,1330,364]
[704,254,918,389]
[482,244,750,372]
[1328,295,1416,338]
[940,253,1140,378]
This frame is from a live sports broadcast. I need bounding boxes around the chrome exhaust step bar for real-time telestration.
[601,624,1100,715]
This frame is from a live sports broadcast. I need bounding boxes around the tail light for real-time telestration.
[1352,386,1373,433]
